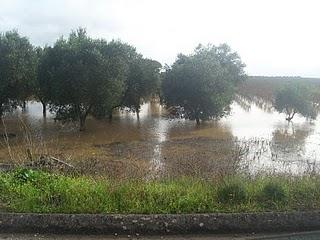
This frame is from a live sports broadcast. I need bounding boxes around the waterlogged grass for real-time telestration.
[1,169,320,214]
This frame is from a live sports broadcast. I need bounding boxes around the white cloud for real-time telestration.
[0,0,319,77]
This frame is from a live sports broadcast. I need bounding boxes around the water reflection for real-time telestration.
[224,101,320,175]
[0,99,319,177]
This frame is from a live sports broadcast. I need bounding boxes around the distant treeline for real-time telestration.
[249,76,320,83]
[238,75,320,121]
[239,76,320,102]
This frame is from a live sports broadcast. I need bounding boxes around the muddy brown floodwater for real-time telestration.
[0,99,319,179]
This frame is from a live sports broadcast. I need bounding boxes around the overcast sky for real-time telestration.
[1,0,319,77]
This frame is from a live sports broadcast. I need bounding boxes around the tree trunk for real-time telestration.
[78,104,92,131]
[79,115,86,131]
[136,109,140,120]
[194,107,201,125]
[0,104,3,119]
[286,111,296,121]
[22,101,27,112]
[41,101,46,118]
[196,116,200,125]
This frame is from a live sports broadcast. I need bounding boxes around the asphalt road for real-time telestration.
[1,232,320,240]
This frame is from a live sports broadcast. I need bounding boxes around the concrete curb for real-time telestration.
[0,211,320,235]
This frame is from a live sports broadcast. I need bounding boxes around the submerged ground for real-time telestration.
[1,80,320,225]
[0,97,319,179]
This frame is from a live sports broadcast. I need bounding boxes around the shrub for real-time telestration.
[258,181,288,206]
[0,175,10,205]
[13,169,40,184]
[217,181,247,204]
[290,180,317,209]
[0,175,8,190]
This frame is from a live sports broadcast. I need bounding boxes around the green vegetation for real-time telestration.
[274,83,317,121]
[38,29,162,130]
[1,169,320,214]
[34,46,50,117]
[217,179,247,205]
[41,29,128,131]
[0,30,37,116]
[239,76,320,103]
[1,26,320,217]
[238,76,320,118]
[122,58,161,119]
[1,28,249,129]
[0,28,162,130]
[161,44,246,124]
[257,181,288,207]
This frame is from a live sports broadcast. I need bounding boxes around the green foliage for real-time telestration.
[239,76,320,99]
[95,39,162,116]
[43,28,127,130]
[217,180,247,204]
[289,177,320,210]
[274,83,317,121]
[257,181,288,207]
[0,174,9,192]
[13,169,40,184]
[162,43,246,124]
[109,179,213,213]
[35,28,162,128]
[122,58,162,115]
[91,39,137,118]
[0,30,37,115]
[34,46,52,116]
[1,172,320,213]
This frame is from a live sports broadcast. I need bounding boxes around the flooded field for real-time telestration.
[0,99,319,179]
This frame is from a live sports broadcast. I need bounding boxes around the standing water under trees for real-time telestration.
[274,83,317,121]
[39,29,127,131]
[5,28,318,131]
[36,29,161,130]
[0,28,162,130]
[0,30,250,129]
[2,28,320,179]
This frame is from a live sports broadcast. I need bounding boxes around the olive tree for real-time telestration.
[122,58,162,118]
[34,46,52,117]
[274,83,317,121]
[161,44,246,124]
[97,40,161,119]
[46,29,126,131]
[0,31,36,116]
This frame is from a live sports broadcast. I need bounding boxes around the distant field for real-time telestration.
[238,76,320,103]
[249,76,320,82]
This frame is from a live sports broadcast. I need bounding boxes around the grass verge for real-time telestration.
[1,169,320,214]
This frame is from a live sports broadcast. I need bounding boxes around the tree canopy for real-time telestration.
[274,83,317,121]
[35,46,53,117]
[0,28,162,130]
[43,29,127,130]
[0,29,252,131]
[0,31,36,116]
[161,44,246,124]
[97,40,162,118]
[122,58,162,117]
